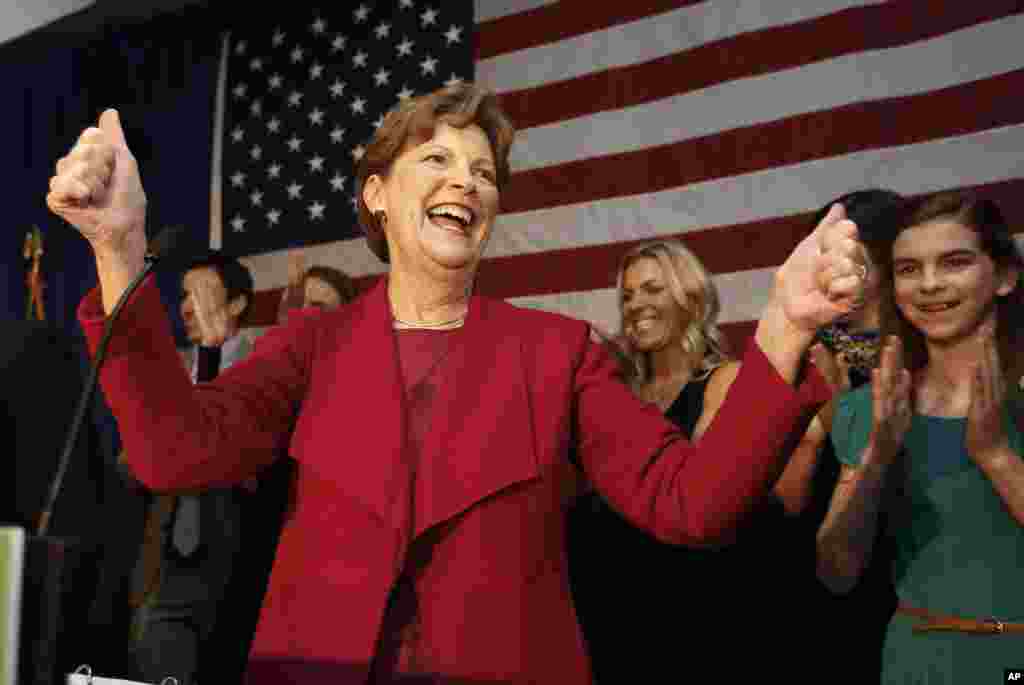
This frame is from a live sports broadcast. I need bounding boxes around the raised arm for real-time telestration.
[75,279,316,491]
[50,110,313,491]
[575,331,828,547]
[753,204,867,382]
[576,205,870,546]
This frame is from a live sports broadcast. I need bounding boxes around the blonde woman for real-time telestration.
[569,238,807,682]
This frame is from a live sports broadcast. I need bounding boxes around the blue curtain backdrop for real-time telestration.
[1,7,223,345]
[0,42,91,331]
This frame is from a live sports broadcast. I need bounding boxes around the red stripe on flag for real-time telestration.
[476,178,1024,299]
[476,0,702,59]
[243,176,1024,327]
[498,4,1023,131]
[502,69,1024,214]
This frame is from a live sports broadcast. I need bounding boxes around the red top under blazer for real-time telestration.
[79,276,828,684]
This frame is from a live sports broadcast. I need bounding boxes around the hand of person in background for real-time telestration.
[808,341,853,434]
[277,252,308,324]
[287,252,307,290]
[810,342,853,395]
[187,270,234,347]
[46,109,148,265]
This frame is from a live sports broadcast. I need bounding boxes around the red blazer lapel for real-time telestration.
[293,278,413,546]
[413,295,541,539]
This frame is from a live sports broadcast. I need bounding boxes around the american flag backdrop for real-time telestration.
[219,1,474,258]
[218,0,1024,349]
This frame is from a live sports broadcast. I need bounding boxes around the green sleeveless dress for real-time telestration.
[831,385,1024,684]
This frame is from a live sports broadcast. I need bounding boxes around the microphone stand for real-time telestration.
[19,251,163,685]
[35,250,160,537]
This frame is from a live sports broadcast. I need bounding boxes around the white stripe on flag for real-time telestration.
[477,0,881,93]
[0,0,95,47]
[506,14,1024,172]
[474,0,559,23]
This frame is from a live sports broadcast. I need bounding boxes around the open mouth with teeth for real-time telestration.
[917,301,960,313]
[427,203,476,234]
[632,317,660,332]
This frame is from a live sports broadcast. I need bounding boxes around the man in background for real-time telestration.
[130,252,291,685]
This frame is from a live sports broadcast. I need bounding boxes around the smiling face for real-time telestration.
[362,122,500,277]
[620,257,690,353]
[892,219,1016,347]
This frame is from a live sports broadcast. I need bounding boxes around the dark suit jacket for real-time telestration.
[79,276,828,685]
[3,322,91,531]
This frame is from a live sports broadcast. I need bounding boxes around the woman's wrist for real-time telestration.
[754,300,816,384]
[94,238,147,315]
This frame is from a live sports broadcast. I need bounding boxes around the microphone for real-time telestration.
[35,225,193,536]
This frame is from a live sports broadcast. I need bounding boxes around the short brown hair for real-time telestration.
[355,82,516,262]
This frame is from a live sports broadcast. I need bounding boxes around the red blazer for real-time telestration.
[79,276,827,684]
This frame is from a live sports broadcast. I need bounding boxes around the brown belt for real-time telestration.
[897,603,1024,635]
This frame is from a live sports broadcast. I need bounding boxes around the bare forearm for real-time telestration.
[95,237,147,315]
[815,457,889,593]
[976,447,1024,526]
[816,396,839,436]
[774,417,827,516]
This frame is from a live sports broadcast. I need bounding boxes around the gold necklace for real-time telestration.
[392,314,466,330]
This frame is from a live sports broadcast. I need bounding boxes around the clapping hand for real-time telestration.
[965,322,1010,466]
[866,336,913,468]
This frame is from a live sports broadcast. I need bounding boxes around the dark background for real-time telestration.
[1,0,239,344]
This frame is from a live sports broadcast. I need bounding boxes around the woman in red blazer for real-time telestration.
[49,84,870,684]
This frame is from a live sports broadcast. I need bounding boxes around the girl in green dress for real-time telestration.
[815,190,1024,684]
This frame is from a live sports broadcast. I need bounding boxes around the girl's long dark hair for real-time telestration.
[877,190,1024,383]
